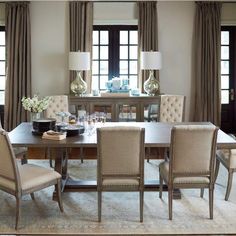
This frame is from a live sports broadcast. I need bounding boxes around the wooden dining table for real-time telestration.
[8,122,236,199]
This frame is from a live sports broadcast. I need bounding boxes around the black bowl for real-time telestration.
[60,125,85,137]
[32,119,56,134]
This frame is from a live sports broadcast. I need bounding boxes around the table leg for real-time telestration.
[53,147,68,201]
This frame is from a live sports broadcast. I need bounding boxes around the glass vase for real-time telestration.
[30,112,41,122]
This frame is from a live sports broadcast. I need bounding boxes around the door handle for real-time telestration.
[230,88,234,101]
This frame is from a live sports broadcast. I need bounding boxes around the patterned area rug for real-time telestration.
[0,159,236,235]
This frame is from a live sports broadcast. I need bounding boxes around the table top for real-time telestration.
[8,122,236,149]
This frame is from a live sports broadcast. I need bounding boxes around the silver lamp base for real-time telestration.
[144,70,159,96]
[71,71,87,96]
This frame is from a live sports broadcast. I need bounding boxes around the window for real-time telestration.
[0,26,5,105]
[221,30,230,104]
[92,25,138,91]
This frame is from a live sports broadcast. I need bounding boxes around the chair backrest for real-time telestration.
[97,126,145,183]
[159,95,185,122]
[169,125,218,178]
[0,128,20,193]
[45,95,69,122]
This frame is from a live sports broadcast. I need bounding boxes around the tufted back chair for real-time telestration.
[45,95,69,122]
[159,95,185,122]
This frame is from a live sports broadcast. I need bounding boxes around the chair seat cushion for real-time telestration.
[19,164,61,192]
[159,161,210,185]
[102,178,140,190]
[217,149,236,169]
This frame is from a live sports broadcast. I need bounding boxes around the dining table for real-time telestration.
[8,121,236,200]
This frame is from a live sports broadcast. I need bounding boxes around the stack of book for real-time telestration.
[42,130,66,140]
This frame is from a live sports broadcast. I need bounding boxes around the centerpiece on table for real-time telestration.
[21,95,51,121]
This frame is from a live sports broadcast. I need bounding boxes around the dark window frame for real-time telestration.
[93,25,138,90]
[0,25,5,126]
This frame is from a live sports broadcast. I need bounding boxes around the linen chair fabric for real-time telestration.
[45,95,70,167]
[0,128,63,229]
[215,145,236,200]
[45,95,69,122]
[147,95,185,162]
[97,126,145,222]
[159,95,185,123]
[0,115,27,164]
[159,125,218,220]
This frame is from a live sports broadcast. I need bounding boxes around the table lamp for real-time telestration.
[69,51,90,96]
[140,51,162,96]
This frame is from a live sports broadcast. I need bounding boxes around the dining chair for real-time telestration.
[44,95,70,167]
[0,116,27,164]
[159,125,218,220]
[97,126,145,222]
[215,137,236,200]
[147,94,185,162]
[0,128,63,229]
[45,95,69,122]
[159,94,185,123]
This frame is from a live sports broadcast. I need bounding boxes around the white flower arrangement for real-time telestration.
[21,95,51,113]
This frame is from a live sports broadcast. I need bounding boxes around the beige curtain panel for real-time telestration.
[138,1,158,92]
[193,2,222,126]
[4,2,32,131]
[69,1,93,94]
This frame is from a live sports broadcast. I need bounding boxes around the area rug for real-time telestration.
[0,159,236,235]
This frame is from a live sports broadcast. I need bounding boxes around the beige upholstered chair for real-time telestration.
[0,128,63,229]
[0,116,27,164]
[215,145,236,200]
[147,95,185,162]
[159,125,218,220]
[45,95,69,122]
[159,94,185,123]
[45,95,69,167]
[97,126,145,222]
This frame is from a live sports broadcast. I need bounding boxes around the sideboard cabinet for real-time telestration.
[69,94,160,122]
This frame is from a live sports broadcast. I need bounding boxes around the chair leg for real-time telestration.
[21,154,28,165]
[214,158,220,183]
[56,179,64,212]
[140,190,144,222]
[30,193,35,200]
[164,148,169,161]
[209,187,214,219]
[15,196,21,230]
[225,170,234,201]
[200,188,204,198]
[98,191,102,222]
[168,187,173,220]
[159,171,163,199]
[49,158,53,168]
[80,147,84,163]
[147,147,150,162]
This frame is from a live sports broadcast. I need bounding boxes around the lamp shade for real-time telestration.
[69,51,90,71]
[140,51,162,70]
